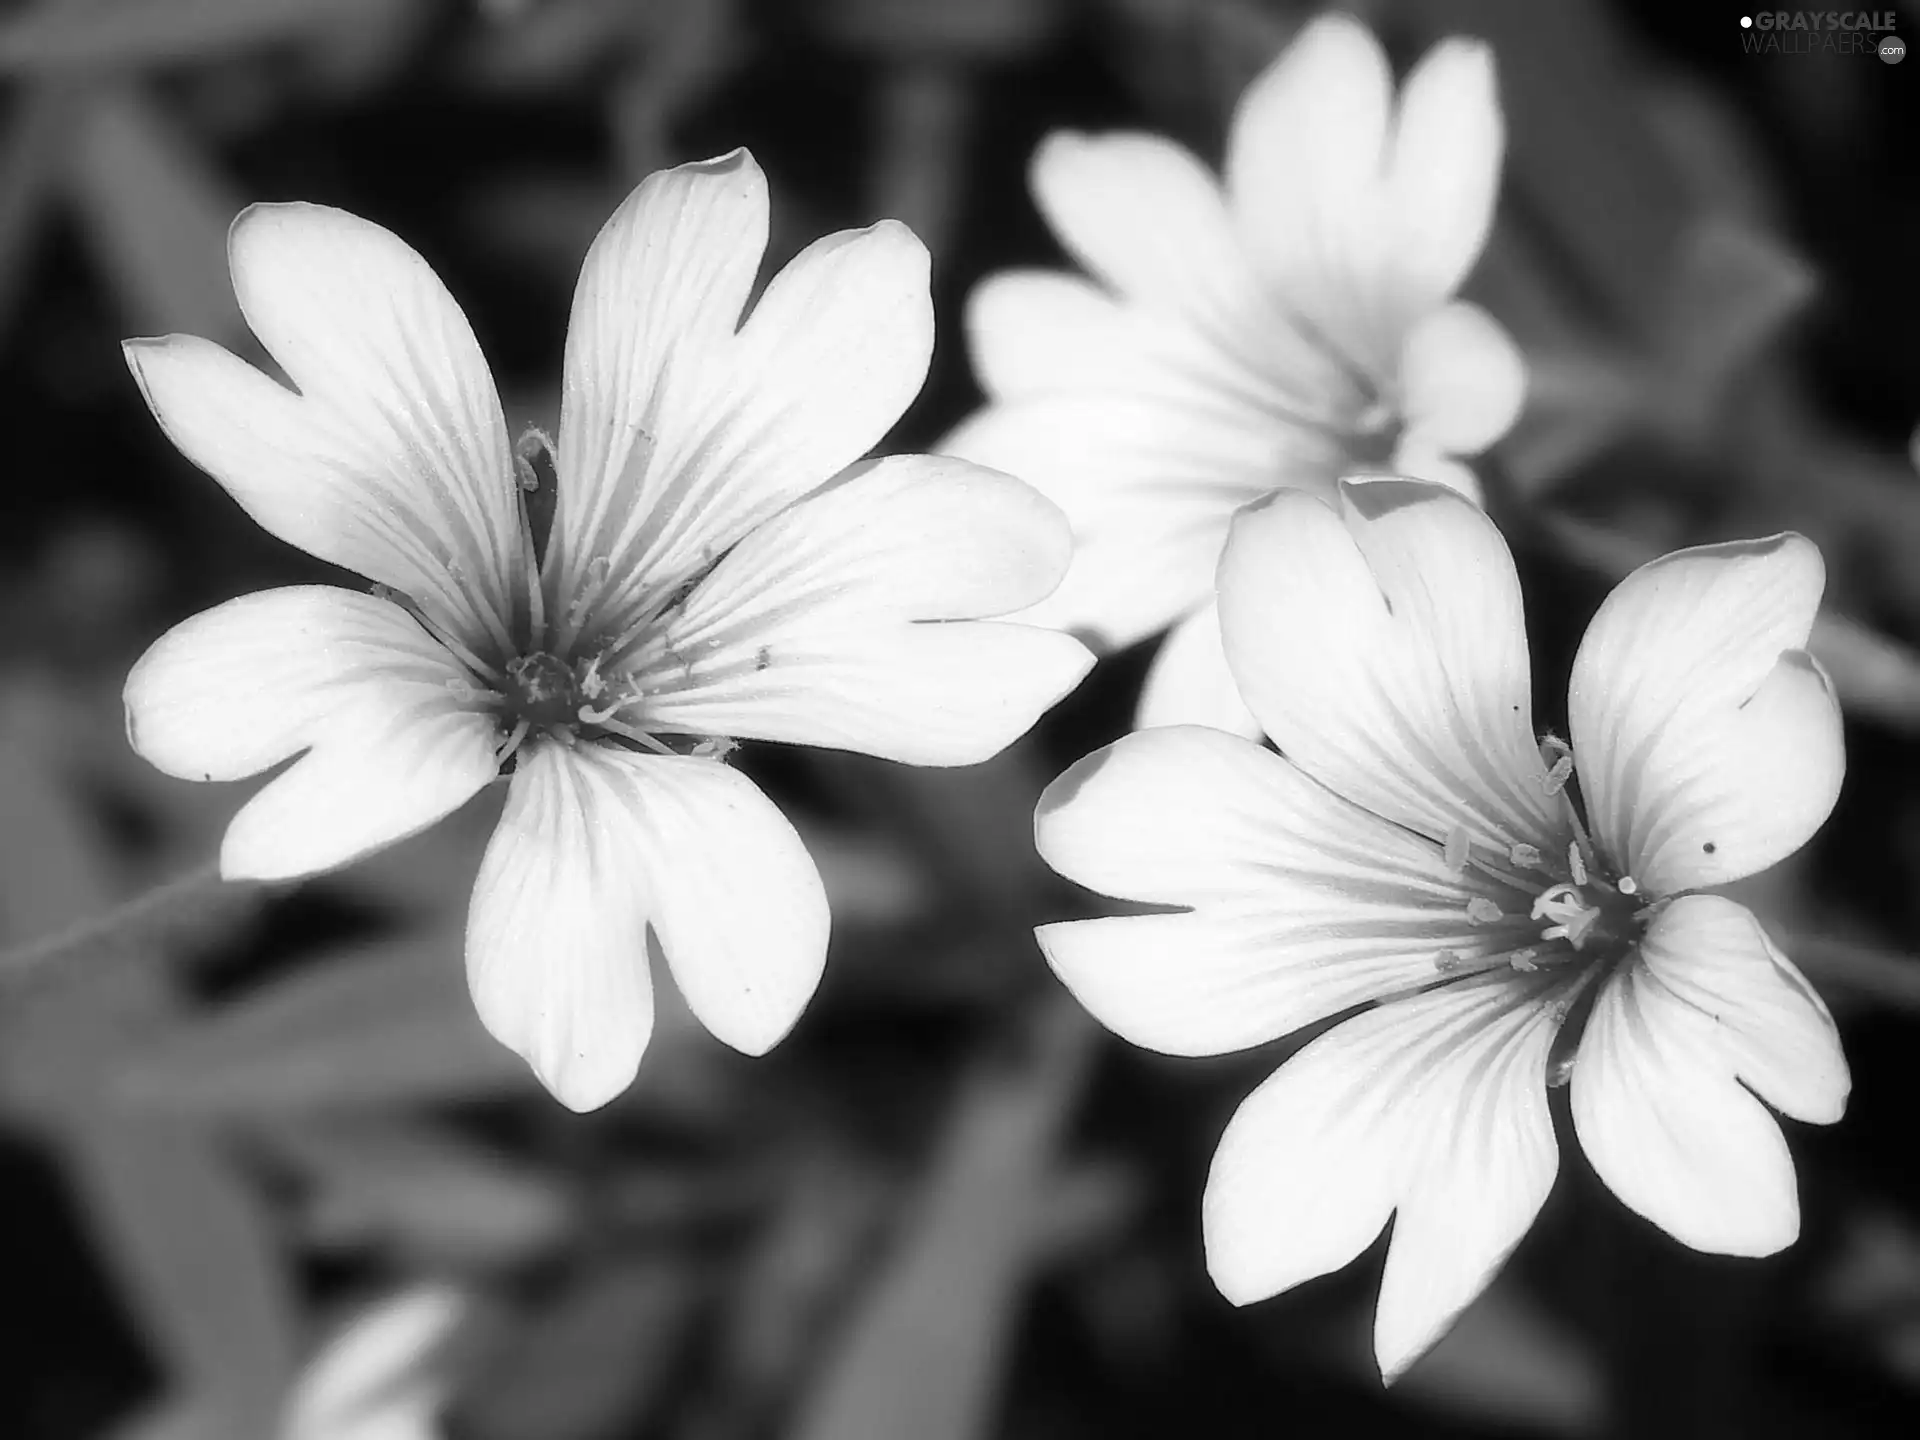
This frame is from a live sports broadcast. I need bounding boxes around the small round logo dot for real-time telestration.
[1740,14,1752,26]
[1883,35,1907,62]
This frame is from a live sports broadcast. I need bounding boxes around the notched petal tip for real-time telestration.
[1335,473,1471,521]
[1033,740,1127,841]
[1643,529,1826,602]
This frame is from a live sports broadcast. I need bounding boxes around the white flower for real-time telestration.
[945,13,1524,736]
[281,1287,465,1440]
[1034,478,1849,1381]
[123,150,1092,1111]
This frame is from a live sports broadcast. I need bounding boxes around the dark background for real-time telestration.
[0,1,1918,1437]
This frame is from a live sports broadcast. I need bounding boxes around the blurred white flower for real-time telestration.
[946,12,1523,735]
[1035,478,1849,1381]
[282,1287,466,1440]
[122,150,1091,1111]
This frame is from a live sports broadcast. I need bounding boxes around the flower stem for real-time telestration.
[0,860,241,988]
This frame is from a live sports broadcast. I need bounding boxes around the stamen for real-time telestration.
[1542,755,1575,797]
[495,718,530,765]
[592,714,677,757]
[1509,842,1544,869]
[1530,883,1580,921]
[1567,843,1589,886]
[1443,828,1470,871]
[578,653,610,702]
[1466,897,1503,926]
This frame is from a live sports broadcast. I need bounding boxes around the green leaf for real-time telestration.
[786,1003,1095,1440]
[64,86,244,343]
[0,0,403,71]
[113,932,535,1115]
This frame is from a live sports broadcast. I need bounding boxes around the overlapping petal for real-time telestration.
[1397,301,1526,456]
[1133,603,1263,737]
[1216,480,1557,854]
[1034,726,1510,1057]
[633,456,1091,765]
[1204,974,1563,1381]
[945,393,1314,647]
[1570,895,1848,1256]
[550,152,934,645]
[467,742,828,1111]
[1568,534,1842,892]
[125,586,500,882]
[126,203,522,654]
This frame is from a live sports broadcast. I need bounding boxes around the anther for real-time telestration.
[1542,755,1575,797]
[1443,828,1470,871]
[1509,842,1544,869]
[1617,875,1639,896]
[1508,949,1540,972]
[1466,897,1504,926]
[1567,843,1589,886]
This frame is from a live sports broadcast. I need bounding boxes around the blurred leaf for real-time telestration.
[804,823,935,929]
[461,1259,703,1440]
[0,79,84,340]
[785,1003,1094,1440]
[1411,0,1686,346]
[0,681,298,1440]
[64,86,244,343]
[267,1118,574,1267]
[1399,1282,1607,1436]
[0,0,405,71]
[1660,217,1818,441]
[113,932,535,1115]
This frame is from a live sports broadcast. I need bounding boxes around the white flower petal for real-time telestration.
[551,151,933,639]
[467,742,829,1109]
[964,269,1257,408]
[126,203,522,650]
[466,744,656,1112]
[124,586,500,882]
[1133,603,1263,738]
[1225,13,1393,359]
[1398,301,1526,456]
[1035,726,1508,1056]
[1030,131,1254,327]
[1383,442,1483,503]
[1385,38,1503,318]
[1570,895,1847,1257]
[1567,534,1842,892]
[1216,480,1557,854]
[944,393,1313,648]
[636,456,1091,766]
[616,754,829,1057]
[549,152,767,607]
[1204,976,1562,1381]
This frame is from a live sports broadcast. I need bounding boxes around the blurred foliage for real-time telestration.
[1,1,1919,1438]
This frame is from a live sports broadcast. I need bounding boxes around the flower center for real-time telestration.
[1433,740,1657,987]
[504,650,581,729]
